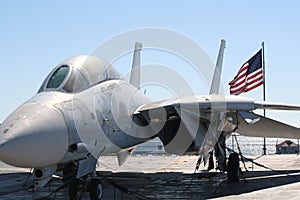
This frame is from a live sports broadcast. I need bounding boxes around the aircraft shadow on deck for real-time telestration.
[210,169,300,199]
[97,169,300,199]
[1,170,300,199]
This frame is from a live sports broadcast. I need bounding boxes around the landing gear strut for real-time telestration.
[63,162,103,200]
[69,178,82,200]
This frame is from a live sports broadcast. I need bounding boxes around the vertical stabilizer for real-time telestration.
[209,39,226,94]
[130,42,143,89]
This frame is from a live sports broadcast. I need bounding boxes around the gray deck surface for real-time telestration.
[1,154,300,199]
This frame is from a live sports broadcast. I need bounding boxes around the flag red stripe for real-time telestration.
[247,78,263,87]
[247,69,263,80]
[230,82,246,94]
[247,74,263,85]
[230,82,246,93]
[244,81,263,92]
[230,77,247,91]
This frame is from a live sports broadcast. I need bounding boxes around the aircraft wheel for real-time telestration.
[227,153,240,182]
[68,178,80,200]
[89,178,103,200]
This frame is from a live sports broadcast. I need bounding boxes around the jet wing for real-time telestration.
[134,95,300,115]
[133,94,300,140]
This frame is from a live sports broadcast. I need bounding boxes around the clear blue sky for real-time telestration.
[1,1,300,126]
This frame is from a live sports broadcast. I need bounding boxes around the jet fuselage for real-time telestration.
[0,56,154,168]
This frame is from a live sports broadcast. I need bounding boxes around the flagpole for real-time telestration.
[262,42,266,155]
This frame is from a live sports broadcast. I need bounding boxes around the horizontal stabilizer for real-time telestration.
[236,112,300,139]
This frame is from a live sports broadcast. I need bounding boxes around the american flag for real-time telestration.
[229,49,263,95]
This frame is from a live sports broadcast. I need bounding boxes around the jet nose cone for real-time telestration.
[0,103,68,168]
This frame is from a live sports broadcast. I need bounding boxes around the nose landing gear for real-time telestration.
[64,162,103,200]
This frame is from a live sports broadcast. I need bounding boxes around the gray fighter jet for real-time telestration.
[1,40,300,200]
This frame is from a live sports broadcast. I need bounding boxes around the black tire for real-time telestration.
[227,153,240,182]
[68,178,80,200]
[63,163,82,200]
[89,178,103,200]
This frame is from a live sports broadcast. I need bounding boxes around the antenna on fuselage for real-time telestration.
[130,42,142,89]
[209,39,226,94]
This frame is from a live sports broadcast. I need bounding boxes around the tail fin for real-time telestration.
[209,39,226,94]
[130,42,143,89]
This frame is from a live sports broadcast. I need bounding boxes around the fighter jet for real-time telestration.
[1,40,300,200]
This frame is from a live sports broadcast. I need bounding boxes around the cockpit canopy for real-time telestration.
[38,55,123,93]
